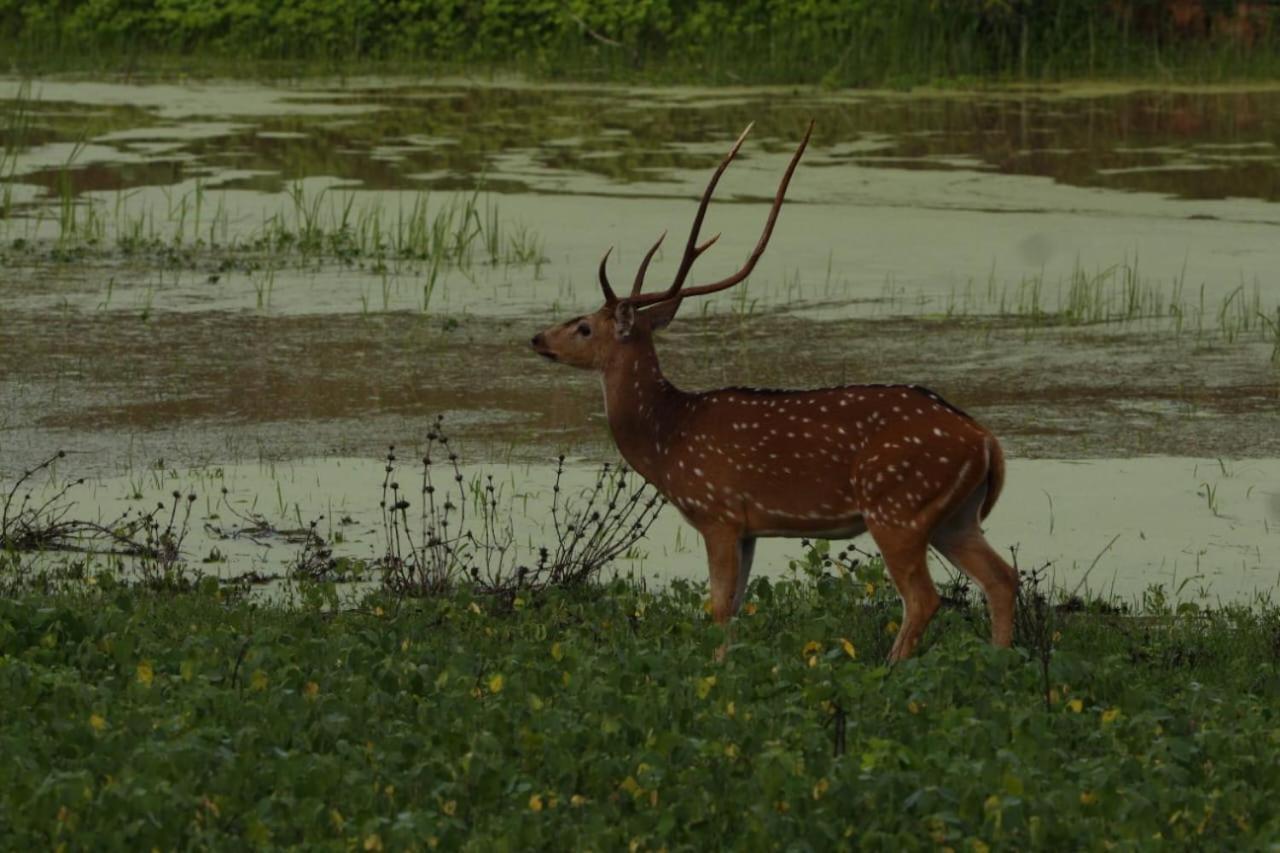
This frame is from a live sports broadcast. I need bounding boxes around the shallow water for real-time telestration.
[19,455,1280,602]
[2,77,1278,597]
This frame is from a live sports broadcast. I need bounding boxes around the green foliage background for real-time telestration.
[1,0,1278,83]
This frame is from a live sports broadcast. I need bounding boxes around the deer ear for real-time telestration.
[614,302,637,339]
[640,298,681,332]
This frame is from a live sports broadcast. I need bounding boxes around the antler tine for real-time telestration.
[630,119,814,308]
[625,123,752,306]
[598,246,617,304]
[630,230,667,298]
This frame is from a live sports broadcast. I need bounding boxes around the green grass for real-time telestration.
[3,556,1280,849]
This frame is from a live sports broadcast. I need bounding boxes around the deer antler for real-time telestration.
[624,120,814,309]
[631,230,666,298]
[598,246,618,304]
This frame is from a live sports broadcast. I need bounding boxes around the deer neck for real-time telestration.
[601,339,687,481]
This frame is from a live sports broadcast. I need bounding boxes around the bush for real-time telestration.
[3,0,1279,84]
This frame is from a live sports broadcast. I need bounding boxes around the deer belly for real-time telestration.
[745,500,867,539]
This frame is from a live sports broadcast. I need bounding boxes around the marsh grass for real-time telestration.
[0,82,33,221]
[1,170,546,278]
[938,257,1278,350]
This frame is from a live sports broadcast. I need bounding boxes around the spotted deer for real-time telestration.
[531,122,1016,660]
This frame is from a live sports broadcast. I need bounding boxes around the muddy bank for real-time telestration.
[1,310,1276,479]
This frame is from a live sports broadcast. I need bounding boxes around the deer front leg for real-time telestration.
[732,537,757,614]
[703,525,744,660]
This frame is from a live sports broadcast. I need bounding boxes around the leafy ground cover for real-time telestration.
[3,555,1280,849]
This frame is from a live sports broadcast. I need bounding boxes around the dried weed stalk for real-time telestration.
[378,417,664,599]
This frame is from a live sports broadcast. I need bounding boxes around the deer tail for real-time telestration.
[979,435,1006,522]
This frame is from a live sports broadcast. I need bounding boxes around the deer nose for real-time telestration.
[531,333,545,348]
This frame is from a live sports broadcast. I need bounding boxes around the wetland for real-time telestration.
[2,78,1278,600]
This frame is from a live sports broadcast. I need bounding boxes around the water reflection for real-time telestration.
[5,83,1280,200]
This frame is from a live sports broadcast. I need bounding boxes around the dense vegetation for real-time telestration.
[2,0,1279,84]
[4,551,1280,848]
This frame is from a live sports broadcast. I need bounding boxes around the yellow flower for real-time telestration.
[528,793,543,812]
[363,834,383,851]
[570,794,587,807]
[1101,707,1120,725]
[89,714,107,733]
[696,675,716,699]
[135,660,154,688]
[864,581,876,597]
[812,778,830,800]
[802,640,822,657]
[840,638,857,659]
[487,673,504,694]
[250,670,268,692]
[329,808,345,831]
[885,620,900,636]
[372,606,384,618]
[724,743,739,759]
[908,700,922,715]
[744,602,758,616]
[550,642,563,661]
[1080,790,1098,806]
[726,701,736,718]
[304,681,320,700]
[441,799,457,816]
[1067,699,1084,713]
[971,840,990,853]
[468,601,482,615]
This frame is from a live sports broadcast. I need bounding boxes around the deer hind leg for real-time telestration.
[867,524,940,662]
[931,484,1018,648]
[703,525,746,660]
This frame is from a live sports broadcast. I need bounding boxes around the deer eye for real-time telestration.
[576,323,591,337]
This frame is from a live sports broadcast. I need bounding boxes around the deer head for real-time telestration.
[530,121,813,371]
